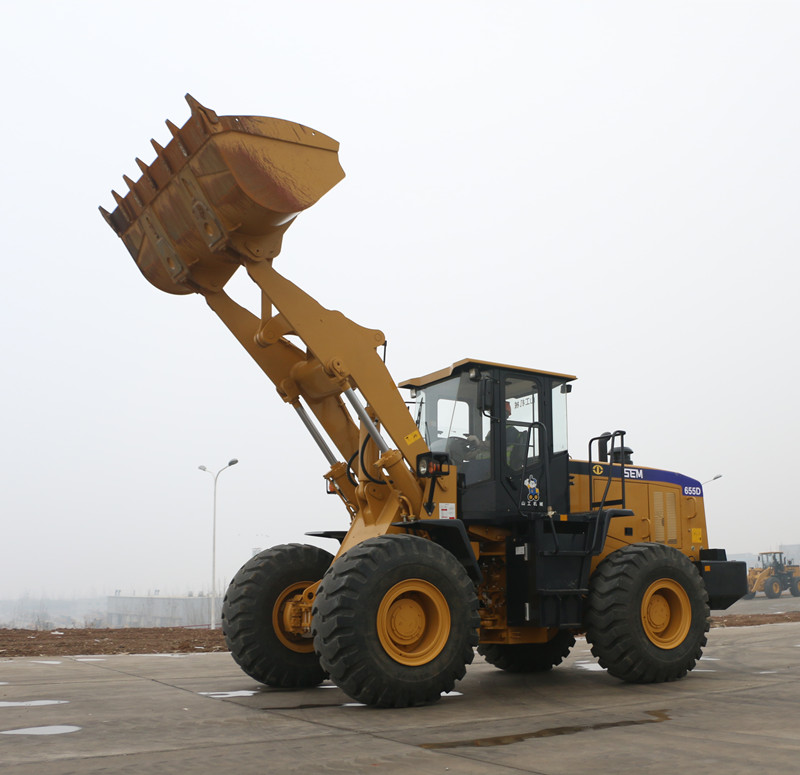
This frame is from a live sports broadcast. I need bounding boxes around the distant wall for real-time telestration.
[0,598,107,629]
[106,596,221,628]
[729,553,758,568]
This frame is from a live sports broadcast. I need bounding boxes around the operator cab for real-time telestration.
[400,359,575,525]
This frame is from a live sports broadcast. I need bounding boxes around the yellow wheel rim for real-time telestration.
[376,579,450,666]
[272,582,314,653]
[641,578,692,649]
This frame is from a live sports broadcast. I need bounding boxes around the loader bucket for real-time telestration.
[100,95,345,295]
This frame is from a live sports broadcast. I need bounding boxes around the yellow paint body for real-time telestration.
[569,468,707,566]
[470,468,708,644]
[102,97,717,654]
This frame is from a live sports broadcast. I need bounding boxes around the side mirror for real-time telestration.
[478,378,494,414]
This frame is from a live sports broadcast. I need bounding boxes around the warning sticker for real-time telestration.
[404,430,422,446]
[439,503,457,520]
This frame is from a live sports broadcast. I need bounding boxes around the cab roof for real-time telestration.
[399,358,577,389]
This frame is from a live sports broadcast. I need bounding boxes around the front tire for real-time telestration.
[478,630,575,673]
[585,543,709,683]
[222,543,333,688]
[312,534,479,707]
[764,576,782,598]
[790,577,800,597]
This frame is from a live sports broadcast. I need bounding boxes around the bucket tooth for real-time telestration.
[185,93,219,124]
[111,189,133,220]
[135,158,157,191]
[150,137,181,182]
[150,138,172,172]
[165,119,188,156]
[107,191,132,235]
[122,175,143,207]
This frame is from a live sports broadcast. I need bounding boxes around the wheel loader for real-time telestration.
[744,552,800,599]
[101,96,747,707]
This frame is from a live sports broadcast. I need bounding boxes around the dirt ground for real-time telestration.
[0,627,227,658]
[2,612,800,658]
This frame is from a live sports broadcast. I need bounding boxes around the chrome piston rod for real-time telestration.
[344,388,390,455]
[293,402,338,466]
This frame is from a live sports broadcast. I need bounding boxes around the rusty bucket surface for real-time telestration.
[100,95,345,295]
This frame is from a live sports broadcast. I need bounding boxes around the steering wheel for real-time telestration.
[445,435,473,460]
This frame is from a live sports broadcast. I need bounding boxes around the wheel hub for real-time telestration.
[640,578,692,649]
[274,581,315,653]
[387,598,426,644]
[645,594,671,630]
[376,578,450,666]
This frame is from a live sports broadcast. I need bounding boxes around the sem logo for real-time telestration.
[592,464,604,475]
[623,468,644,479]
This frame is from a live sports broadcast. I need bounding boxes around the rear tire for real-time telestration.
[478,631,575,673]
[790,577,800,597]
[585,543,709,683]
[222,544,333,688]
[764,576,782,599]
[312,534,479,707]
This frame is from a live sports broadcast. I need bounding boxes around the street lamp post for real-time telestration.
[198,458,239,629]
[702,474,723,485]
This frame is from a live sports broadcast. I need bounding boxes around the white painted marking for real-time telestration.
[75,658,106,662]
[1,725,80,736]
[575,661,604,671]
[0,700,68,708]
[30,661,61,665]
[199,690,259,699]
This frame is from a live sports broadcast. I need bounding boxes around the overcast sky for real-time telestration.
[1,1,798,600]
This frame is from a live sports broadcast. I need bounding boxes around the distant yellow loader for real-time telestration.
[744,552,800,598]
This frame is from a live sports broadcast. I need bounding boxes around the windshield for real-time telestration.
[412,373,491,483]
[413,374,487,447]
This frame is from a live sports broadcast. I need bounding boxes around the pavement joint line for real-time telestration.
[421,743,552,775]
[246,706,552,775]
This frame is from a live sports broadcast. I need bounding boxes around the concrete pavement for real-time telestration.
[2,617,799,774]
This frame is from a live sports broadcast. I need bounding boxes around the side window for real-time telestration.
[504,378,540,467]
[551,382,569,453]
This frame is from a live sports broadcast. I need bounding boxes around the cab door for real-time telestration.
[500,375,547,514]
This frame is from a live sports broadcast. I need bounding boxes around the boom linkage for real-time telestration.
[204,258,430,542]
